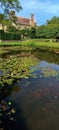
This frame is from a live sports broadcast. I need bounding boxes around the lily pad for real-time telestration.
[41,67,58,78]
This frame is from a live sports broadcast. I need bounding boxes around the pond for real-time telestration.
[0,46,59,130]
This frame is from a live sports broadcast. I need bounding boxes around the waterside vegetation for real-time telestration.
[0,39,59,52]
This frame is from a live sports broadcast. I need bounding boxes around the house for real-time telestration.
[0,24,2,30]
[9,11,37,29]
[16,14,36,29]
[0,12,37,31]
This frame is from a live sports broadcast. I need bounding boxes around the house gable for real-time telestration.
[16,14,36,29]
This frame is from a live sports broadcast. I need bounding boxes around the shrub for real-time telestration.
[0,30,4,40]
[0,31,21,40]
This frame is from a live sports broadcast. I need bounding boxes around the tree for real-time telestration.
[0,0,22,18]
[30,27,36,38]
[36,16,59,39]
[20,28,30,39]
[36,25,46,38]
[0,0,22,32]
[0,14,4,23]
[0,13,9,30]
[7,24,19,32]
[46,16,59,25]
[9,11,17,23]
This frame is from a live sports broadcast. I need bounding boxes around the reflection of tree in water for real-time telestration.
[0,47,59,130]
[0,100,28,130]
[0,84,28,130]
[0,54,38,130]
[34,48,59,65]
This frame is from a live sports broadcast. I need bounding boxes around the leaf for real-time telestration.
[8,102,12,105]
[11,108,16,114]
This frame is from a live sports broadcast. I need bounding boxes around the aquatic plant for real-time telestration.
[41,67,58,78]
[0,56,38,87]
[30,64,59,78]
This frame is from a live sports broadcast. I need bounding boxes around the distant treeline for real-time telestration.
[30,16,59,39]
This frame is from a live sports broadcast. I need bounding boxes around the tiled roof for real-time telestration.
[16,17,30,25]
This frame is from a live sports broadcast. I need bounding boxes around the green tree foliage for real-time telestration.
[46,16,59,25]
[9,11,17,23]
[7,11,18,32]
[20,28,30,39]
[1,18,12,30]
[30,27,36,38]
[0,1,22,32]
[0,0,22,32]
[0,0,22,18]
[0,14,4,23]
[36,25,46,38]
[0,13,10,30]
[7,25,18,32]
[36,16,59,39]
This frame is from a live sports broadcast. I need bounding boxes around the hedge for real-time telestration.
[0,30,21,40]
[0,30,4,40]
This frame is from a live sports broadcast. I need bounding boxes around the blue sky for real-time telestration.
[16,0,59,25]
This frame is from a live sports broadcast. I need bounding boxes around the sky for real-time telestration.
[16,0,59,25]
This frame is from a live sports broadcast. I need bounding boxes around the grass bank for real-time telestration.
[0,39,59,52]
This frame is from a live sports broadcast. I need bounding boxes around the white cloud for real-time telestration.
[20,0,59,15]
[19,0,59,25]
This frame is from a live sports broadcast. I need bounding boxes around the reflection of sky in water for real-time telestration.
[39,61,59,71]
[11,60,59,130]
[1,48,59,130]
[30,61,59,79]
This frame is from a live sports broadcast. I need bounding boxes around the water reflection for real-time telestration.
[34,49,59,65]
[12,75,59,130]
[1,46,59,65]
[0,98,28,130]
[0,82,29,130]
[0,47,59,130]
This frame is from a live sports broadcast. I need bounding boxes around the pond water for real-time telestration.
[0,47,59,130]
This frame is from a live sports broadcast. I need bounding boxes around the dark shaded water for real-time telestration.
[0,47,59,130]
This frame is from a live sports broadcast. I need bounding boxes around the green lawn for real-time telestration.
[0,39,59,50]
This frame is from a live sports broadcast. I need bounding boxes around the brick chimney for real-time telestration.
[30,14,34,20]
[30,14,35,27]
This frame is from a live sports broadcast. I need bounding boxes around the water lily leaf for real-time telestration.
[8,102,12,105]
[0,113,3,116]
[0,121,2,124]
[0,56,38,86]
[11,108,16,114]
[41,67,58,78]
[10,117,14,120]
